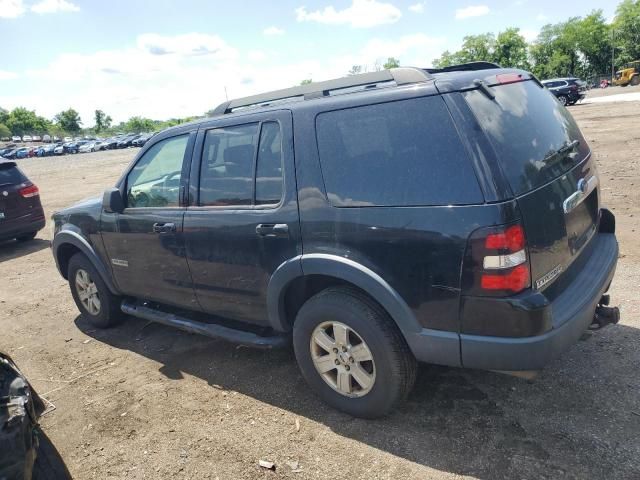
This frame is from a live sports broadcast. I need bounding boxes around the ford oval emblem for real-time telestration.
[577,178,588,193]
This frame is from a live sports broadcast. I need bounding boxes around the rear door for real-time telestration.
[183,110,301,326]
[463,79,599,295]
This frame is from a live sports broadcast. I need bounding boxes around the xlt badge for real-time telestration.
[535,264,563,290]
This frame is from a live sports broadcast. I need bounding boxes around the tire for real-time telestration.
[67,252,124,328]
[293,287,417,418]
[631,75,640,86]
[558,95,568,106]
[16,231,37,242]
[32,428,72,479]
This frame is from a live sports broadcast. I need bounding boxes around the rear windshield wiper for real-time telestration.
[543,140,580,167]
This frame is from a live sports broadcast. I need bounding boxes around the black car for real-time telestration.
[62,142,79,154]
[51,64,619,418]
[542,77,587,105]
[116,134,140,148]
[0,161,45,243]
[131,133,154,147]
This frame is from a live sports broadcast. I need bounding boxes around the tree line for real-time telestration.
[433,0,639,80]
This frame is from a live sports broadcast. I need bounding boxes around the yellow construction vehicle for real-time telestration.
[614,60,640,87]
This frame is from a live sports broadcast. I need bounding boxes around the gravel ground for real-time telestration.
[1,99,639,480]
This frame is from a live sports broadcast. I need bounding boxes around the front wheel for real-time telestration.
[293,287,416,418]
[67,253,124,328]
[558,95,568,106]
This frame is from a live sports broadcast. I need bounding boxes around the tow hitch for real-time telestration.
[590,295,620,330]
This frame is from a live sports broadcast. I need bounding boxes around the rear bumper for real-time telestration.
[459,232,618,370]
[0,209,45,241]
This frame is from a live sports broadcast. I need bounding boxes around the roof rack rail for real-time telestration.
[424,61,501,74]
[212,67,433,115]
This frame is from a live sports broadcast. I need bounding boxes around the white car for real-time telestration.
[53,145,64,155]
[11,136,21,142]
[63,136,72,142]
[78,142,97,153]
[32,135,42,142]
[22,135,33,142]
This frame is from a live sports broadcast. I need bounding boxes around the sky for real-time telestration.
[0,0,617,126]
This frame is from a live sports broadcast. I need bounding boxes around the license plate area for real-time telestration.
[565,189,598,255]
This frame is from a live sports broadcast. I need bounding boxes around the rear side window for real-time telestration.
[464,80,586,195]
[0,164,27,186]
[315,96,482,207]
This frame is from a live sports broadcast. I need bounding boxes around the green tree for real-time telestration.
[0,107,8,126]
[54,108,82,134]
[5,107,50,136]
[94,109,112,133]
[613,0,640,65]
[383,57,400,69]
[432,33,496,67]
[494,28,530,69]
[123,116,156,133]
[0,123,11,139]
[300,78,313,85]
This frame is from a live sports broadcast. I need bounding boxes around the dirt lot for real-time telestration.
[1,97,639,479]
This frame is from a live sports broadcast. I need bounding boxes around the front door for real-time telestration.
[183,111,301,326]
[101,132,199,310]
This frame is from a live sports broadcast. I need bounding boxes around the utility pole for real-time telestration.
[611,26,615,83]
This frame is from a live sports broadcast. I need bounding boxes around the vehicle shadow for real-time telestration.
[0,238,49,263]
[75,315,640,479]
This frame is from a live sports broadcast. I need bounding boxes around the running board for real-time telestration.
[121,300,289,349]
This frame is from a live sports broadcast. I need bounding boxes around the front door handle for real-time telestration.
[256,223,289,237]
[153,222,176,234]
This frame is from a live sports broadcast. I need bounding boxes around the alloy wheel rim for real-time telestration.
[75,269,101,315]
[310,321,376,398]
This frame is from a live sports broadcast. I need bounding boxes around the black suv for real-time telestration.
[542,77,587,106]
[0,161,45,243]
[51,64,619,417]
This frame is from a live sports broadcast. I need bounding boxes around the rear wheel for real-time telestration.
[16,231,37,242]
[293,287,416,418]
[67,253,124,328]
[558,95,568,106]
[631,75,640,86]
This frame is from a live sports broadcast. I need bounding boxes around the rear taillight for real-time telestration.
[19,183,39,198]
[462,222,531,296]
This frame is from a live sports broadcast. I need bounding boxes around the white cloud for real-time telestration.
[0,0,25,18]
[31,0,79,14]
[455,5,489,19]
[263,26,285,36]
[0,70,19,80]
[296,0,402,28]
[408,2,425,13]
[247,50,268,62]
[536,13,547,21]
[136,33,237,58]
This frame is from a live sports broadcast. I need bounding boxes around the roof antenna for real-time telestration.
[224,86,228,101]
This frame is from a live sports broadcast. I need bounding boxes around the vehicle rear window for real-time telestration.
[315,96,483,207]
[464,80,587,195]
[0,163,27,186]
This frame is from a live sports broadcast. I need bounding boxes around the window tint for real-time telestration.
[0,164,27,185]
[199,124,259,206]
[464,80,586,195]
[255,122,283,205]
[315,96,482,207]
[126,135,188,208]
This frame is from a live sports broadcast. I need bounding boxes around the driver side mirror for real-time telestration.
[103,187,125,213]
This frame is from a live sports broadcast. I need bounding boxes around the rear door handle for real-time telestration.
[152,222,176,234]
[256,223,289,237]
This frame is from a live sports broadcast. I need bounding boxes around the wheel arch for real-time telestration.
[52,227,120,295]
[267,254,421,336]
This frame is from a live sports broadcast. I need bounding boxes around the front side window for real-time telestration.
[199,124,259,206]
[126,134,188,208]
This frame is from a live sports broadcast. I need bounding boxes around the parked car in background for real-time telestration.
[11,136,21,142]
[53,136,61,142]
[43,134,51,143]
[542,77,587,106]
[63,136,72,142]
[54,144,65,155]
[116,134,140,148]
[0,160,45,243]
[36,144,57,157]
[62,142,79,154]
[15,147,31,159]
[78,142,98,153]
[100,138,119,150]
[1,149,18,159]
[32,135,42,142]
[131,132,155,147]
[22,135,33,142]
